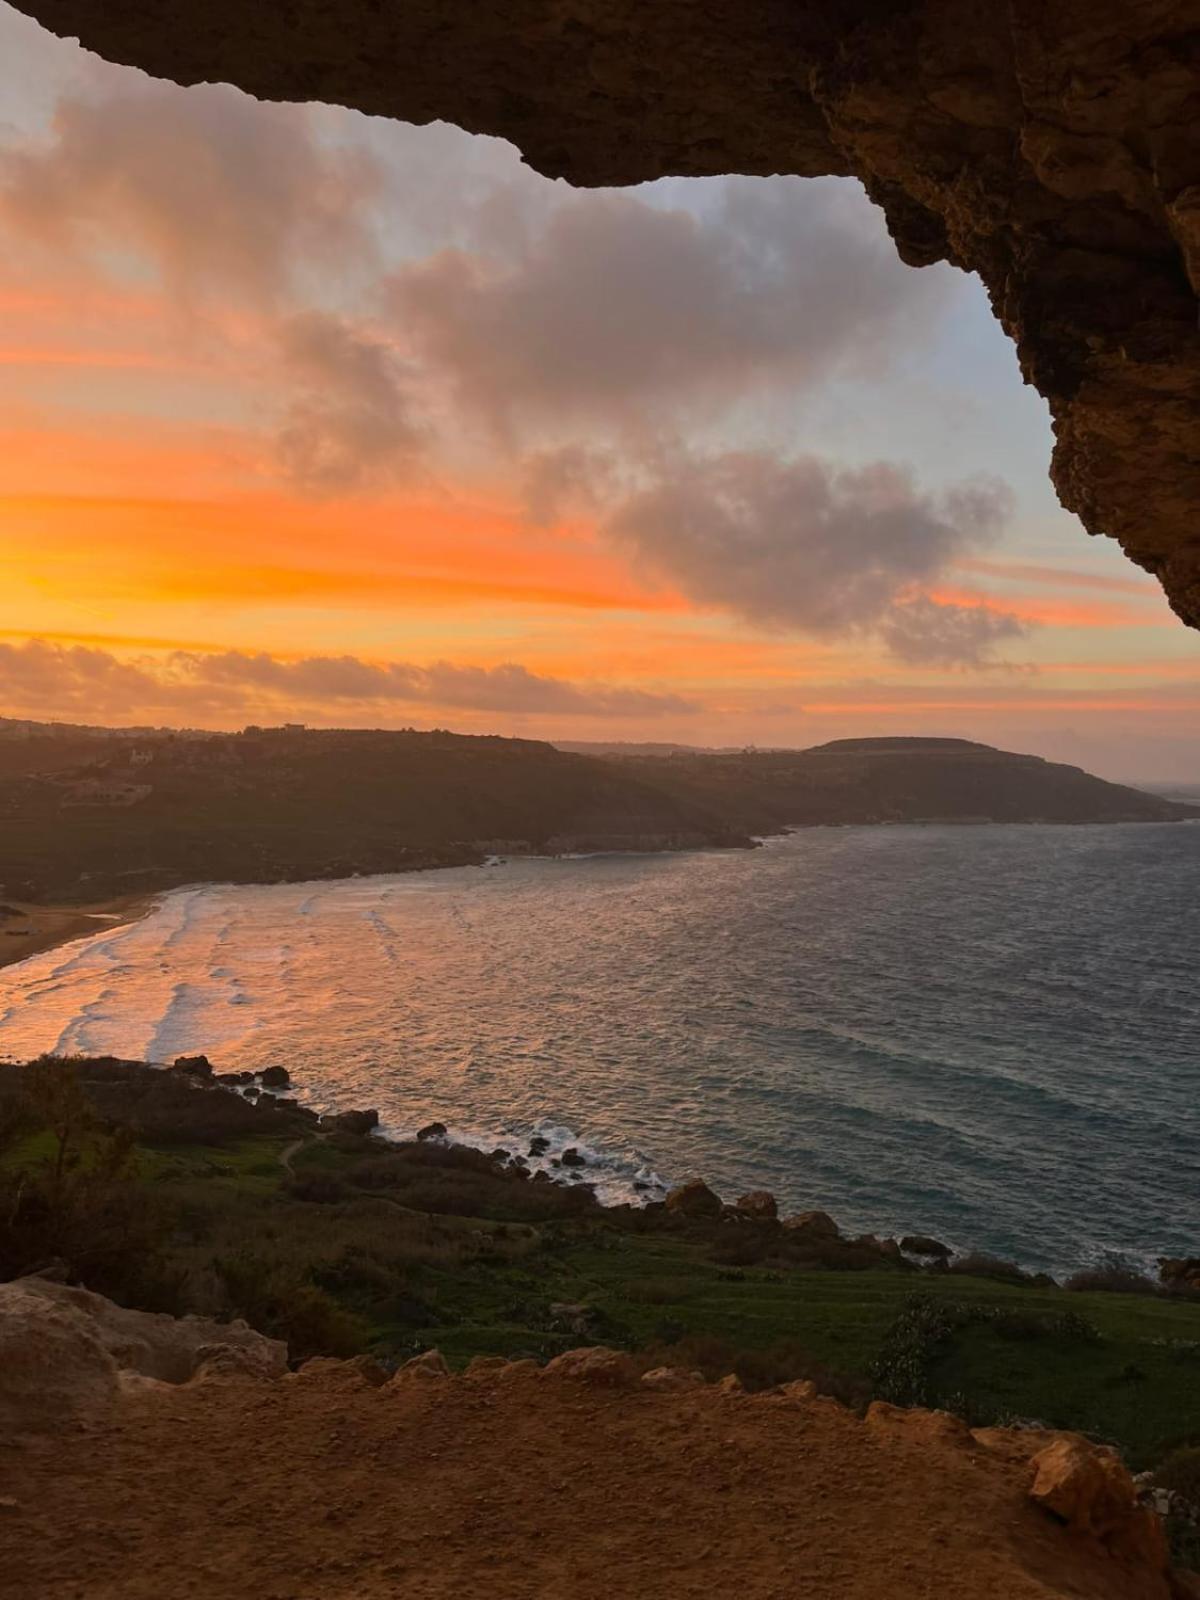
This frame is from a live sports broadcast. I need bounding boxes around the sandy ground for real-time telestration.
[0,895,156,972]
[0,1363,1172,1600]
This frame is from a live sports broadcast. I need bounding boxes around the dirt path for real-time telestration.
[0,1365,1170,1600]
[278,1137,307,1174]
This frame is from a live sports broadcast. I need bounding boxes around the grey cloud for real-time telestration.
[0,640,164,712]
[0,80,377,301]
[519,445,619,526]
[273,312,424,491]
[605,451,1016,644]
[878,597,1028,668]
[390,180,953,429]
[187,652,697,717]
[0,639,695,720]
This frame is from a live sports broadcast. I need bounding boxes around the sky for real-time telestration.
[1,5,1198,780]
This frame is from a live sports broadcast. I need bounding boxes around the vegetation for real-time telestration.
[1,723,1193,902]
[2,1057,1198,1473]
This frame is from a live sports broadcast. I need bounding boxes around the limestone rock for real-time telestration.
[170,1054,212,1079]
[388,1349,450,1384]
[900,1235,952,1259]
[782,1210,840,1239]
[664,1178,723,1220]
[735,1190,778,1221]
[778,1379,819,1401]
[541,1347,636,1385]
[0,1276,285,1433]
[324,1107,379,1136]
[1029,1436,1169,1567]
[641,1366,705,1392]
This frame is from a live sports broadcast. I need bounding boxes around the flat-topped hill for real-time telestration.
[0,723,1193,902]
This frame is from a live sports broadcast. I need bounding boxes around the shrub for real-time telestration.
[1156,1446,1200,1514]
[213,1251,366,1361]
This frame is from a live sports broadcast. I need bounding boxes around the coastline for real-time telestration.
[0,892,159,971]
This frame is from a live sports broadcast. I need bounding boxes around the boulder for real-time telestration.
[900,1234,952,1259]
[416,1121,448,1142]
[527,1135,550,1157]
[291,1354,389,1389]
[0,1276,286,1434]
[778,1378,819,1401]
[782,1210,840,1239]
[735,1190,778,1221]
[216,1071,253,1086]
[642,1366,705,1392]
[259,1066,290,1088]
[1159,1257,1200,1293]
[560,1147,587,1169]
[1029,1436,1168,1567]
[541,1347,636,1385]
[325,1108,379,1136]
[387,1349,450,1384]
[170,1054,212,1079]
[664,1178,723,1221]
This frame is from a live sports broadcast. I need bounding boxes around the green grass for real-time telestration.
[5,1093,1199,1468]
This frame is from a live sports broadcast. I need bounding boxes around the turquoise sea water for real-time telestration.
[1,822,1197,1274]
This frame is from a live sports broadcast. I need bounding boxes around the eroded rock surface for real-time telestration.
[0,1275,286,1433]
[13,0,1200,623]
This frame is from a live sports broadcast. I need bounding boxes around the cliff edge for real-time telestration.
[0,1277,1187,1600]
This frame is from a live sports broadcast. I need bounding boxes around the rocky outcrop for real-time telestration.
[1029,1436,1169,1569]
[664,1177,724,1220]
[13,2,1200,626]
[0,1275,286,1434]
[324,1107,380,1136]
[783,1209,841,1239]
[735,1190,779,1221]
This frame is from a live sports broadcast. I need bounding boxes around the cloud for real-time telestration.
[273,312,424,491]
[0,639,697,721]
[879,597,1028,668]
[604,450,1021,660]
[0,79,377,302]
[390,180,953,431]
[187,651,697,716]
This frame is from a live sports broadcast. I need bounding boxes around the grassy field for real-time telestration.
[3,1061,1199,1476]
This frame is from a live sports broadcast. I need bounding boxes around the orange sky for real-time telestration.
[0,3,1197,780]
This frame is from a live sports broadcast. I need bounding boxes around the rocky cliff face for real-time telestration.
[13,1,1200,627]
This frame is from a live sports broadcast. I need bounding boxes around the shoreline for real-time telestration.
[0,892,160,972]
[4,812,1194,976]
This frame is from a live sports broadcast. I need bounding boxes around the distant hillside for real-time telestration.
[604,737,1200,832]
[0,727,748,902]
[0,724,1193,903]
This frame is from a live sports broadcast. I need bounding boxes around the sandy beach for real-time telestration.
[0,894,156,971]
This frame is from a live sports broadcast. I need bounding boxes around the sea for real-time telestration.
[2,823,1197,1276]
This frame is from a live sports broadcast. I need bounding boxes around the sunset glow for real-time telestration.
[1,3,1197,780]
